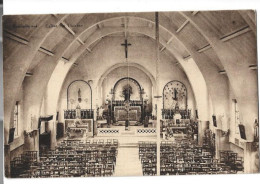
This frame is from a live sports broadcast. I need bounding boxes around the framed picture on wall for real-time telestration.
[239,124,247,140]
[212,115,217,127]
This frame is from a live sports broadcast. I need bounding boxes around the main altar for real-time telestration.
[113,101,142,122]
[107,77,148,124]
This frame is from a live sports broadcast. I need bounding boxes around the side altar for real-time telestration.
[64,107,94,138]
[65,119,93,138]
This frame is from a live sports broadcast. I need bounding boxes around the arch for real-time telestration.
[67,80,93,110]
[97,63,156,90]
[18,19,209,141]
[162,80,188,110]
[14,15,211,138]
[3,15,67,144]
[181,12,257,141]
[112,77,142,101]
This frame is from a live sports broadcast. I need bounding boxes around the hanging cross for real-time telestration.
[121,39,131,59]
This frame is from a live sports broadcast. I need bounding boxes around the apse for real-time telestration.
[101,66,153,108]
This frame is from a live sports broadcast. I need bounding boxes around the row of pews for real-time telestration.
[138,141,157,176]
[10,139,118,178]
[160,138,244,175]
[219,150,244,172]
[10,151,38,178]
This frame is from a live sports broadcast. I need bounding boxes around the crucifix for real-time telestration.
[121,39,131,59]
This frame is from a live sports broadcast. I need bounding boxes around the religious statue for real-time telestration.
[254,119,259,142]
[122,84,132,101]
[99,106,104,120]
[76,104,81,119]
[78,88,82,103]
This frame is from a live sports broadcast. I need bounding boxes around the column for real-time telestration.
[198,120,209,146]
[215,129,230,159]
[243,142,259,173]
[49,120,56,150]
[4,145,10,177]
[155,12,161,176]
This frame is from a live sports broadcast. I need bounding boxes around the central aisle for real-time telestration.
[114,147,143,176]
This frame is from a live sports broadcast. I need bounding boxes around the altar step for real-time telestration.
[97,126,157,137]
[120,130,135,135]
[119,142,139,148]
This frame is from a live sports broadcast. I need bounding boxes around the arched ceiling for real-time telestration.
[3,11,257,143]
[4,11,256,72]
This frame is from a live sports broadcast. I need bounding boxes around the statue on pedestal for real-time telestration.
[254,119,259,142]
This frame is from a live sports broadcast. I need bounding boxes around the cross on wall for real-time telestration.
[121,39,131,59]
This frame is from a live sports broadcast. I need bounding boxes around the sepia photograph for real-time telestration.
[2,7,259,180]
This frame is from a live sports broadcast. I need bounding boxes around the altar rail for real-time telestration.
[112,100,143,106]
[97,127,157,137]
[161,109,191,119]
[97,128,120,136]
[136,128,157,136]
[64,109,94,119]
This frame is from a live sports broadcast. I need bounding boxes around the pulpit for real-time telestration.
[39,131,51,153]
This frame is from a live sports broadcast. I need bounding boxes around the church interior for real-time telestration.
[2,10,259,178]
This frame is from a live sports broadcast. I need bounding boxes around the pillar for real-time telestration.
[4,145,10,177]
[49,120,57,150]
[198,120,209,146]
[243,142,259,173]
[215,129,229,159]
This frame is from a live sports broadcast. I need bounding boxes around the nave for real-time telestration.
[10,136,158,178]
[9,132,245,178]
[3,10,259,178]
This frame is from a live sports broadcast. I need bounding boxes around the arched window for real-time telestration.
[13,101,20,137]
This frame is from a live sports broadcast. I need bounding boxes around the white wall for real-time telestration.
[57,36,196,121]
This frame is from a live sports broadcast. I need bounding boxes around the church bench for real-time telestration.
[160,139,244,175]
[11,139,119,178]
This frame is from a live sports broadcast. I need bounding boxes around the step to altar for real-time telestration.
[119,142,139,148]
[120,130,135,135]
[97,126,157,137]
[116,121,138,126]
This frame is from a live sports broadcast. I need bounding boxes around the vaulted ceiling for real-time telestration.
[3,11,256,72]
[3,11,257,143]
